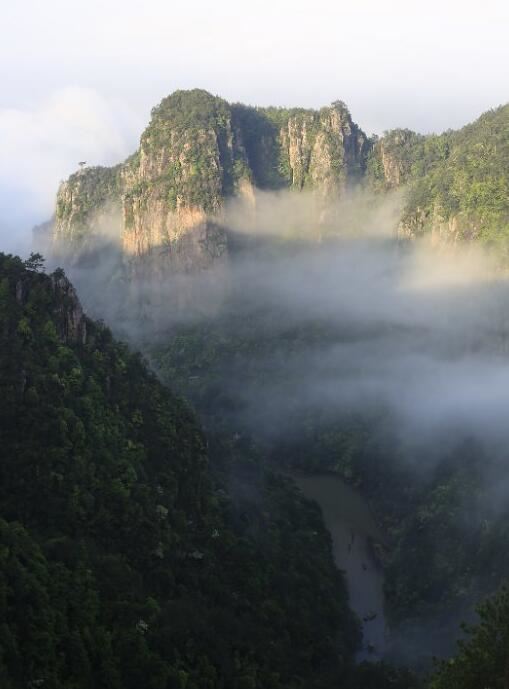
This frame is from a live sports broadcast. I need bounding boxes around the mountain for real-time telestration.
[25,90,509,682]
[0,252,372,689]
[367,105,509,253]
[51,90,509,272]
[52,89,369,270]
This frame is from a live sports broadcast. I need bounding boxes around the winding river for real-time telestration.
[293,475,386,660]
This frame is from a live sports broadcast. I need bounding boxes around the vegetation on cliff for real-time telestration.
[53,90,370,262]
[53,90,509,271]
[54,165,122,245]
[368,105,509,257]
[138,89,251,212]
[232,100,367,192]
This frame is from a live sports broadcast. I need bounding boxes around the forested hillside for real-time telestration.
[368,105,509,255]
[0,252,375,689]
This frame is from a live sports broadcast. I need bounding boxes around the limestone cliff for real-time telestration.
[119,90,252,269]
[53,90,370,271]
[52,94,509,266]
[233,100,368,194]
[54,165,123,248]
[282,101,368,195]
[366,129,424,192]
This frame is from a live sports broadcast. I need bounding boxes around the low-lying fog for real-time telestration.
[53,188,509,501]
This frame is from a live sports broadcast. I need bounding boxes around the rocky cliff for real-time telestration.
[234,100,368,194]
[54,164,123,247]
[53,92,509,270]
[53,90,370,271]
[366,129,424,191]
[11,259,87,346]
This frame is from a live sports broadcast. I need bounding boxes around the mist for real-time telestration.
[33,182,509,666]
[53,187,509,489]
[214,242,509,465]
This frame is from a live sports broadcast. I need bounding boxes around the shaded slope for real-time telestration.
[0,253,362,689]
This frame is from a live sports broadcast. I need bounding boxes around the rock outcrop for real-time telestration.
[52,90,370,272]
[50,272,88,344]
[366,129,424,192]
[52,91,509,277]
[5,258,88,346]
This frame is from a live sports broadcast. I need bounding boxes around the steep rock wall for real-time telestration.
[53,90,370,273]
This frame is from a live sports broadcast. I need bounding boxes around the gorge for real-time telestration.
[3,87,509,688]
[47,91,509,670]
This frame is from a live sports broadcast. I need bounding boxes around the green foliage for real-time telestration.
[0,253,361,688]
[231,104,290,189]
[236,100,367,191]
[430,585,509,689]
[140,89,250,212]
[366,130,426,192]
[55,165,123,243]
[24,252,45,272]
[391,106,509,254]
[365,105,509,262]
[149,90,232,133]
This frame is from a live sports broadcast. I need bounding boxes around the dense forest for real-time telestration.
[367,104,509,255]
[0,252,435,688]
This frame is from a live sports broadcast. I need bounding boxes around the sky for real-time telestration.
[0,0,508,250]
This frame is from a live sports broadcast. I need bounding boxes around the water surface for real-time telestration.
[294,474,386,659]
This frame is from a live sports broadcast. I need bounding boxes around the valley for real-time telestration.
[2,87,509,687]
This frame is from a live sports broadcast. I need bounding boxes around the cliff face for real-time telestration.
[366,129,424,192]
[53,91,508,269]
[281,102,368,195]
[119,90,252,269]
[233,100,368,194]
[54,165,123,248]
[53,90,370,271]
[10,260,87,346]
[50,272,88,344]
